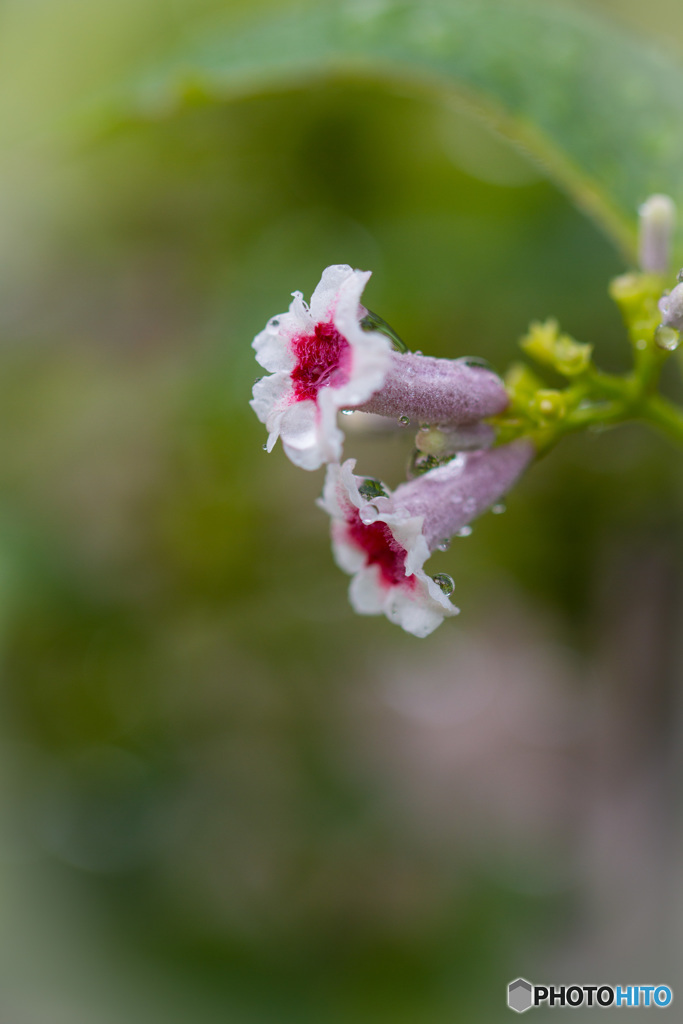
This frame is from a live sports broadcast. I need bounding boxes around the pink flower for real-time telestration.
[319,460,459,638]
[319,442,534,637]
[251,265,392,470]
[251,265,510,470]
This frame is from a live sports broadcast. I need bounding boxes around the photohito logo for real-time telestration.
[507,979,673,1012]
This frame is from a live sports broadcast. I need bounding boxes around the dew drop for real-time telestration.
[654,325,680,352]
[360,504,380,524]
[677,268,683,283]
[457,355,494,372]
[492,503,506,515]
[254,376,263,385]
[456,525,473,538]
[341,409,355,416]
[269,317,280,328]
[437,538,451,552]
[635,338,647,350]
[262,443,268,451]
[409,451,440,476]
[463,497,476,516]
[398,415,410,426]
[358,478,388,500]
[431,572,455,596]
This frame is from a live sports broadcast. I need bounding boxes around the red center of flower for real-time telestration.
[347,513,415,589]
[290,321,351,402]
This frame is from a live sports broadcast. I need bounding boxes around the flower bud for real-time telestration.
[638,194,676,275]
[520,319,592,376]
[529,389,567,424]
[659,282,683,331]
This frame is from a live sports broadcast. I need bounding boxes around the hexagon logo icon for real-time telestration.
[508,978,533,1013]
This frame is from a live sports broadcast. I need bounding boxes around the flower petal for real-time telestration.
[250,372,292,430]
[384,581,459,638]
[349,566,386,614]
[252,318,295,373]
[331,522,367,574]
[309,264,356,321]
[318,459,358,519]
[276,402,344,471]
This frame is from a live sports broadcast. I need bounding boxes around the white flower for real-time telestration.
[319,460,459,638]
[251,265,392,470]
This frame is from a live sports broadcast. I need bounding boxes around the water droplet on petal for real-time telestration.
[463,497,476,516]
[360,504,380,524]
[456,525,473,538]
[492,503,506,515]
[409,450,441,476]
[431,573,455,596]
[398,415,410,426]
[261,443,269,451]
[635,338,648,350]
[269,317,280,328]
[254,376,263,384]
[654,324,680,351]
[437,538,451,552]
[341,409,355,416]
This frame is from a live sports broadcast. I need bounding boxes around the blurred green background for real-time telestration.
[0,1,682,1021]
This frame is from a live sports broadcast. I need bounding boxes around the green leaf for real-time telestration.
[113,0,683,265]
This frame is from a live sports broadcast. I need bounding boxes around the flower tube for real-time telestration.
[389,440,534,550]
[354,351,508,424]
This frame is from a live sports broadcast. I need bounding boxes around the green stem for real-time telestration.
[639,395,683,445]
[529,399,627,455]
[585,368,637,400]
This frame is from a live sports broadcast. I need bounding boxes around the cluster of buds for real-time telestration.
[251,265,533,636]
